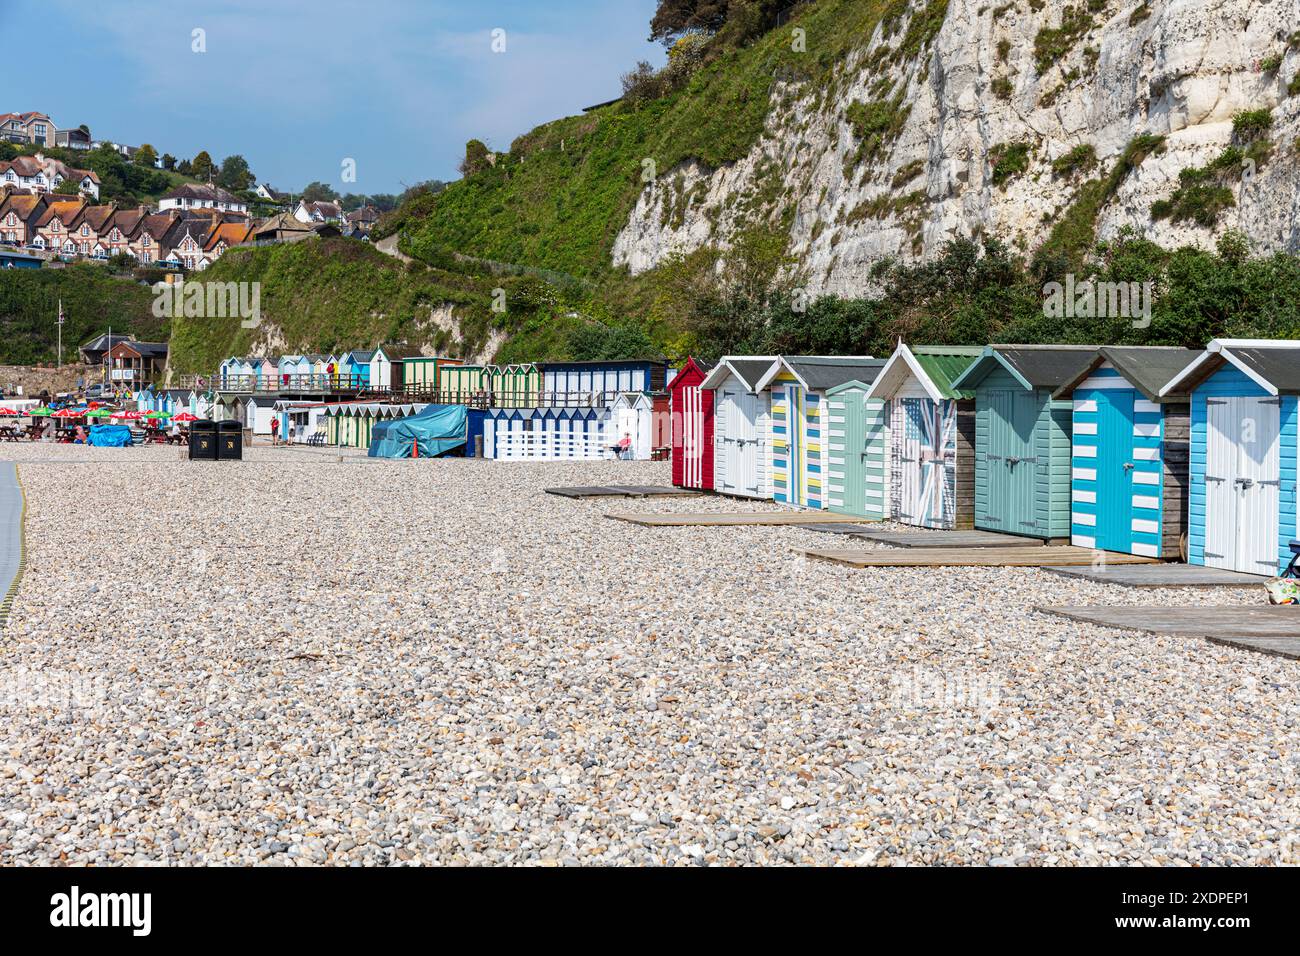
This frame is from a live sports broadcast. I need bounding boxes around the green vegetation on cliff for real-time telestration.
[0,265,164,365]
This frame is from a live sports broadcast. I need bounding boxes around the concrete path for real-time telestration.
[0,463,25,624]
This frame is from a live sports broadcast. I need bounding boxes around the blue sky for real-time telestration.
[8,0,665,194]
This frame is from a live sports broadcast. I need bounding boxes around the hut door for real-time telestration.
[720,390,760,495]
[1094,390,1135,552]
[840,393,867,515]
[984,390,1036,530]
[1206,397,1280,573]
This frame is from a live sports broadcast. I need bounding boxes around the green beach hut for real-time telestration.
[950,345,1098,542]
[825,381,889,519]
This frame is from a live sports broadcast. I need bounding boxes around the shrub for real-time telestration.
[1034,6,1094,73]
[990,141,1032,186]
[1232,108,1274,142]
[991,75,1014,100]
[1051,143,1097,178]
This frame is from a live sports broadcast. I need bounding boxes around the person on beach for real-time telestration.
[288,424,297,444]
[270,417,280,444]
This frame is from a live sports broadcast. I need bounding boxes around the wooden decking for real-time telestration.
[848,530,1044,549]
[607,510,871,527]
[1042,565,1267,588]
[547,485,701,499]
[1036,606,1300,660]
[799,545,1160,568]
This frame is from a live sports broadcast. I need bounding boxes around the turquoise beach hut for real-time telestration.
[951,345,1098,541]
[1053,346,1196,559]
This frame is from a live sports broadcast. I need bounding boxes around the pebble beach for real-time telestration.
[1,443,1297,866]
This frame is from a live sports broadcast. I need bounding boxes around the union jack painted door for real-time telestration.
[893,397,958,529]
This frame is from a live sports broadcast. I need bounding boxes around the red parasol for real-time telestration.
[0,407,19,417]
[53,408,84,418]
[171,412,199,422]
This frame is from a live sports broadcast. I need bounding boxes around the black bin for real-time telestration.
[189,420,217,460]
[216,419,243,461]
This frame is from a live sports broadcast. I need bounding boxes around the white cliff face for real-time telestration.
[611,0,1300,294]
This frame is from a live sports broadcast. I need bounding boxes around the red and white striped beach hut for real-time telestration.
[670,357,714,489]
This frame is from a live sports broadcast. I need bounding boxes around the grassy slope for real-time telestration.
[0,266,164,365]
[396,0,899,280]
[167,238,503,375]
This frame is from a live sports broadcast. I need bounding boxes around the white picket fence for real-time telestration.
[493,428,609,461]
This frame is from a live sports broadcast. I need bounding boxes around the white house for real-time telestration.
[158,183,248,215]
[292,199,344,224]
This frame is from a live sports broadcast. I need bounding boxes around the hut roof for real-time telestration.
[952,345,1098,391]
[759,356,883,392]
[1160,339,1300,397]
[699,356,777,392]
[869,344,982,401]
[1052,346,1200,402]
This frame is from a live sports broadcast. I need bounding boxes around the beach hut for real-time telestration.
[609,391,654,459]
[823,380,889,520]
[755,356,885,510]
[540,360,670,405]
[700,357,779,499]
[400,355,459,395]
[1053,347,1197,559]
[670,357,714,490]
[441,365,485,404]
[951,345,1098,541]
[218,357,241,389]
[481,406,609,459]
[245,395,279,435]
[483,363,542,408]
[864,344,982,529]
[371,346,415,392]
[1160,339,1300,575]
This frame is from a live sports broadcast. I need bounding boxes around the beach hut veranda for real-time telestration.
[700,357,779,500]
[863,344,983,529]
[1160,339,1300,575]
[951,345,1098,541]
[1054,346,1197,559]
[756,356,885,510]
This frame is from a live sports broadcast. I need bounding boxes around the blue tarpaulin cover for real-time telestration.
[88,424,134,447]
[368,405,467,459]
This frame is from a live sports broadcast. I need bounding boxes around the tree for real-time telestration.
[161,153,176,171]
[216,154,254,191]
[650,1,730,43]
[459,140,492,177]
[192,151,215,181]
[54,179,81,195]
[176,159,193,176]
[135,144,158,168]
[301,181,339,203]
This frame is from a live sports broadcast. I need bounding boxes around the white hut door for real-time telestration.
[720,390,759,494]
[1205,397,1280,573]
[896,398,925,524]
[1238,397,1281,574]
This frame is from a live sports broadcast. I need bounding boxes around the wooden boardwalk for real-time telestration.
[799,545,1159,568]
[1042,565,1267,588]
[547,486,701,499]
[1036,606,1300,660]
[607,510,871,527]
[848,530,1044,549]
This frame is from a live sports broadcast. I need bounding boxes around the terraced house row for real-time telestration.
[0,191,252,268]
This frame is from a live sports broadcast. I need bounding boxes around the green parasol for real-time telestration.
[29,406,51,417]
[145,411,171,419]
[86,408,113,418]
